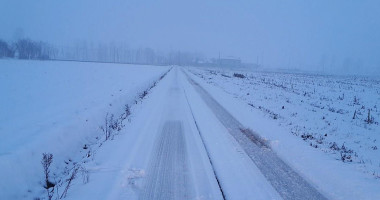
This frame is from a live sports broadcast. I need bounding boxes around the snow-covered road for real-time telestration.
[138,68,222,199]
[140,120,192,199]
[67,67,327,199]
[185,70,326,200]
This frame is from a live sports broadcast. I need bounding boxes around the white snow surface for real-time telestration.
[2,61,380,200]
[65,67,281,199]
[0,60,169,199]
[187,66,380,199]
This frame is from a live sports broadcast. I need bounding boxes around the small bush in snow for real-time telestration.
[125,104,131,117]
[233,73,245,79]
[301,133,314,141]
[139,90,148,99]
[365,109,375,124]
[100,113,112,140]
[353,96,360,105]
[330,142,340,151]
[41,153,55,200]
[100,113,124,141]
[340,152,352,162]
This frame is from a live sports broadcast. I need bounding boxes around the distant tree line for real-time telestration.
[55,41,205,66]
[0,38,56,60]
[0,38,206,66]
[0,40,14,58]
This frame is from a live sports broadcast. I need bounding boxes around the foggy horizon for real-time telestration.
[1,0,380,75]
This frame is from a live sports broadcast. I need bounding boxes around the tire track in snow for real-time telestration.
[183,89,227,200]
[140,121,192,200]
[185,71,327,200]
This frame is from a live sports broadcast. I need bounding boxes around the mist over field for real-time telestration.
[1,0,379,75]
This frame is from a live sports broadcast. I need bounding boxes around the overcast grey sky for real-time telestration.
[1,0,379,74]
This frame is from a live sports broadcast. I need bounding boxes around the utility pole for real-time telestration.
[256,55,259,67]
[218,52,221,66]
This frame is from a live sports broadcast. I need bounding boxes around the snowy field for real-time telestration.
[1,61,380,200]
[0,60,169,199]
[189,67,380,180]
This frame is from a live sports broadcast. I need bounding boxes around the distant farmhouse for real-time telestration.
[212,56,242,67]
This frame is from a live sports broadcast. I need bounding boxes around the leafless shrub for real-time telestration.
[329,142,340,151]
[100,111,128,140]
[125,104,131,116]
[41,153,55,200]
[365,109,375,124]
[340,152,352,162]
[340,143,354,162]
[139,90,148,99]
[109,114,118,133]
[301,133,314,141]
[338,93,344,100]
[353,96,360,105]
[60,166,79,199]
[100,113,112,140]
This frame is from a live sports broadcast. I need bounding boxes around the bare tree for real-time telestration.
[0,39,14,58]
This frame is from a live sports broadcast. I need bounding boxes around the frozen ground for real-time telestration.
[65,67,281,200]
[1,61,380,199]
[0,60,169,199]
[188,67,380,179]
[185,72,325,199]
[187,66,380,199]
